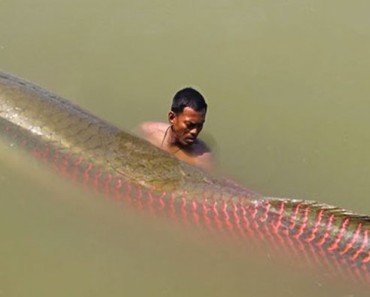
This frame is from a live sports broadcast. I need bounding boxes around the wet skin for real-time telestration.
[163,107,212,170]
[168,107,206,147]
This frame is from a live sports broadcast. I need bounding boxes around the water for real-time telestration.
[1,0,370,296]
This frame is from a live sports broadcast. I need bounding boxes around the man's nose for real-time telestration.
[190,127,200,136]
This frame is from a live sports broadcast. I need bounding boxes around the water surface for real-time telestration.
[1,1,370,296]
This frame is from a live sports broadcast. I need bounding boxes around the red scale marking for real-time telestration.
[154,192,166,213]
[201,199,214,232]
[248,205,266,240]
[272,201,285,233]
[167,194,177,221]
[293,207,309,239]
[259,223,278,252]
[229,201,239,224]
[146,191,156,215]
[362,251,370,263]
[258,204,284,249]
[230,205,248,240]
[103,174,113,195]
[211,201,219,218]
[269,203,291,251]
[115,178,123,190]
[259,202,270,223]
[316,214,334,247]
[328,217,350,252]
[210,201,224,232]
[93,170,102,187]
[157,194,167,212]
[83,163,93,180]
[210,203,221,225]
[289,203,301,230]
[220,198,235,237]
[242,225,260,249]
[73,157,82,166]
[232,205,244,235]
[305,209,324,243]
[240,205,249,228]
[351,230,368,261]
[249,204,258,220]
[124,181,132,203]
[112,178,123,201]
[146,189,154,206]
[180,196,188,222]
[134,187,144,209]
[340,223,362,256]
[191,199,200,225]
[221,200,234,231]
[61,153,70,173]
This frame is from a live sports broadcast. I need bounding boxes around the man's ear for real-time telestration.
[168,111,176,124]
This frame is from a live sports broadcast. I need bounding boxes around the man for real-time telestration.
[139,87,214,171]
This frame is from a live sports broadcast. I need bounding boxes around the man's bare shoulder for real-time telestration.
[139,122,168,135]
[138,122,168,146]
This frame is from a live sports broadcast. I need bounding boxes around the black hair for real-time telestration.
[171,87,207,114]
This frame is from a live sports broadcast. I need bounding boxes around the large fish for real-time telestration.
[0,71,369,286]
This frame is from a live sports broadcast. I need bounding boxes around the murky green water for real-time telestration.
[1,0,370,296]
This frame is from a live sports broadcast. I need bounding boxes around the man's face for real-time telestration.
[169,107,206,146]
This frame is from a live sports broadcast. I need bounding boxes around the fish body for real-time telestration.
[0,71,369,285]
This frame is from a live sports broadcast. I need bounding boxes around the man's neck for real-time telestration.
[161,125,181,153]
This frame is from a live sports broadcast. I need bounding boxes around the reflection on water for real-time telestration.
[1,0,370,296]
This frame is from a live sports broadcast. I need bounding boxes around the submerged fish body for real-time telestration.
[0,71,369,285]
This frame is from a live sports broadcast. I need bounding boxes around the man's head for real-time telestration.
[168,87,208,147]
